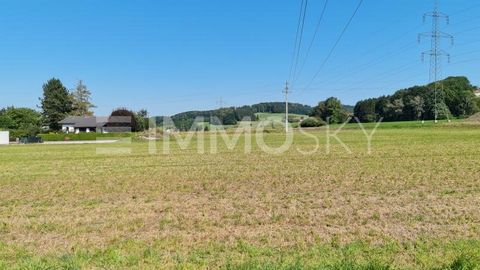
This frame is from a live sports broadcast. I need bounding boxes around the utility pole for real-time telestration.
[419,0,453,123]
[283,81,289,132]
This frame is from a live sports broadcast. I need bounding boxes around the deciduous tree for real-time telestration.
[311,97,347,124]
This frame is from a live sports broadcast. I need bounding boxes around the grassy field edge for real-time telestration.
[1,239,479,269]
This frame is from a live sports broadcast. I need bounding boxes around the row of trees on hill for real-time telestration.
[251,102,312,115]
[298,77,478,126]
[156,102,314,130]
[354,77,479,122]
[171,107,255,127]
[161,99,369,130]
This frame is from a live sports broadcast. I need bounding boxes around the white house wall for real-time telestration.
[62,125,75,133]
[0,131,9,145]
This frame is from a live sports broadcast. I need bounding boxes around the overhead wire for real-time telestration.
[288,0,309,83]
[300,0,364,92]
[304,42,419,90]
[293,20,425,97]
[293,0,329,86]
[287,1,478,101]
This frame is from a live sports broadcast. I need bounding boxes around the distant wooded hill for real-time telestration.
[155,102,357,130]
[354,76,479,122]
[155,102,312,130]
[153,78,479,130]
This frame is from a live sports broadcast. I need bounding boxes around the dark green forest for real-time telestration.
[354,76,479,122]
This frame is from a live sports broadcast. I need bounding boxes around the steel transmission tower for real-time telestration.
[418,0,454,123]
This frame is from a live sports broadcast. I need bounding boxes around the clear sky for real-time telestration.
[0,0,479,116]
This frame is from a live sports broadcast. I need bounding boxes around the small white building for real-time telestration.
[59,117,109,134]
[0,131,9,145]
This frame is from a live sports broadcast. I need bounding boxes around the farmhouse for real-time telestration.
[59,116,109,134]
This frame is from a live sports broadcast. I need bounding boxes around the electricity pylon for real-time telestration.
[418,0,454,123]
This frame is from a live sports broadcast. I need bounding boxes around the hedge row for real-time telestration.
[300,117,326,128]
[39,132,132,141]
[7,130,30,141]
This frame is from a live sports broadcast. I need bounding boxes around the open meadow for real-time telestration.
[0,122,480,269]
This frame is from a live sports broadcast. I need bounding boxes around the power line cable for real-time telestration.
[315,3,480,96]
[288,0,304,81]
[304,71,426,96]
[453,26,480,35]
[450,3,480,16]
[294,3,480,102]
[293,4,427,97]
[301,0,364,91]
[449,57,480,66]
[288,1,480,101]
[304,42,418,89]
[455,39,480,47]
[294,22,425,98]
[288,0,308,82]
[292,0,309,83]
[452,48,480,58]
[293,0,329,85]
[299,60,421,94]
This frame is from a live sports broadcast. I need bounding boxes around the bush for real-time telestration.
[3,128,42,142]
[8,130,28,141]
[0,107,42,130]
[300,117,325,128]
[39,132,132,141]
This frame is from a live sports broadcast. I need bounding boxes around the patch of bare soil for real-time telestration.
[466,113,480,122]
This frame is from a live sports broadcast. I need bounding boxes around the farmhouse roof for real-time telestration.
[59,116,109,128]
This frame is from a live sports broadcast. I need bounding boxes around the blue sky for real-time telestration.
[0,0,479,116]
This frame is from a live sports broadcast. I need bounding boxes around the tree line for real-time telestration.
[3,76,478,136]
[251,102,312,115]
[299,76,479,127]
[158,76,479,132]
[156,102,314,130]
[354,76,479,122]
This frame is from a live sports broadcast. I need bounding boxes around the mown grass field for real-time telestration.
[0,121,479,269]
[255,113,308,121]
